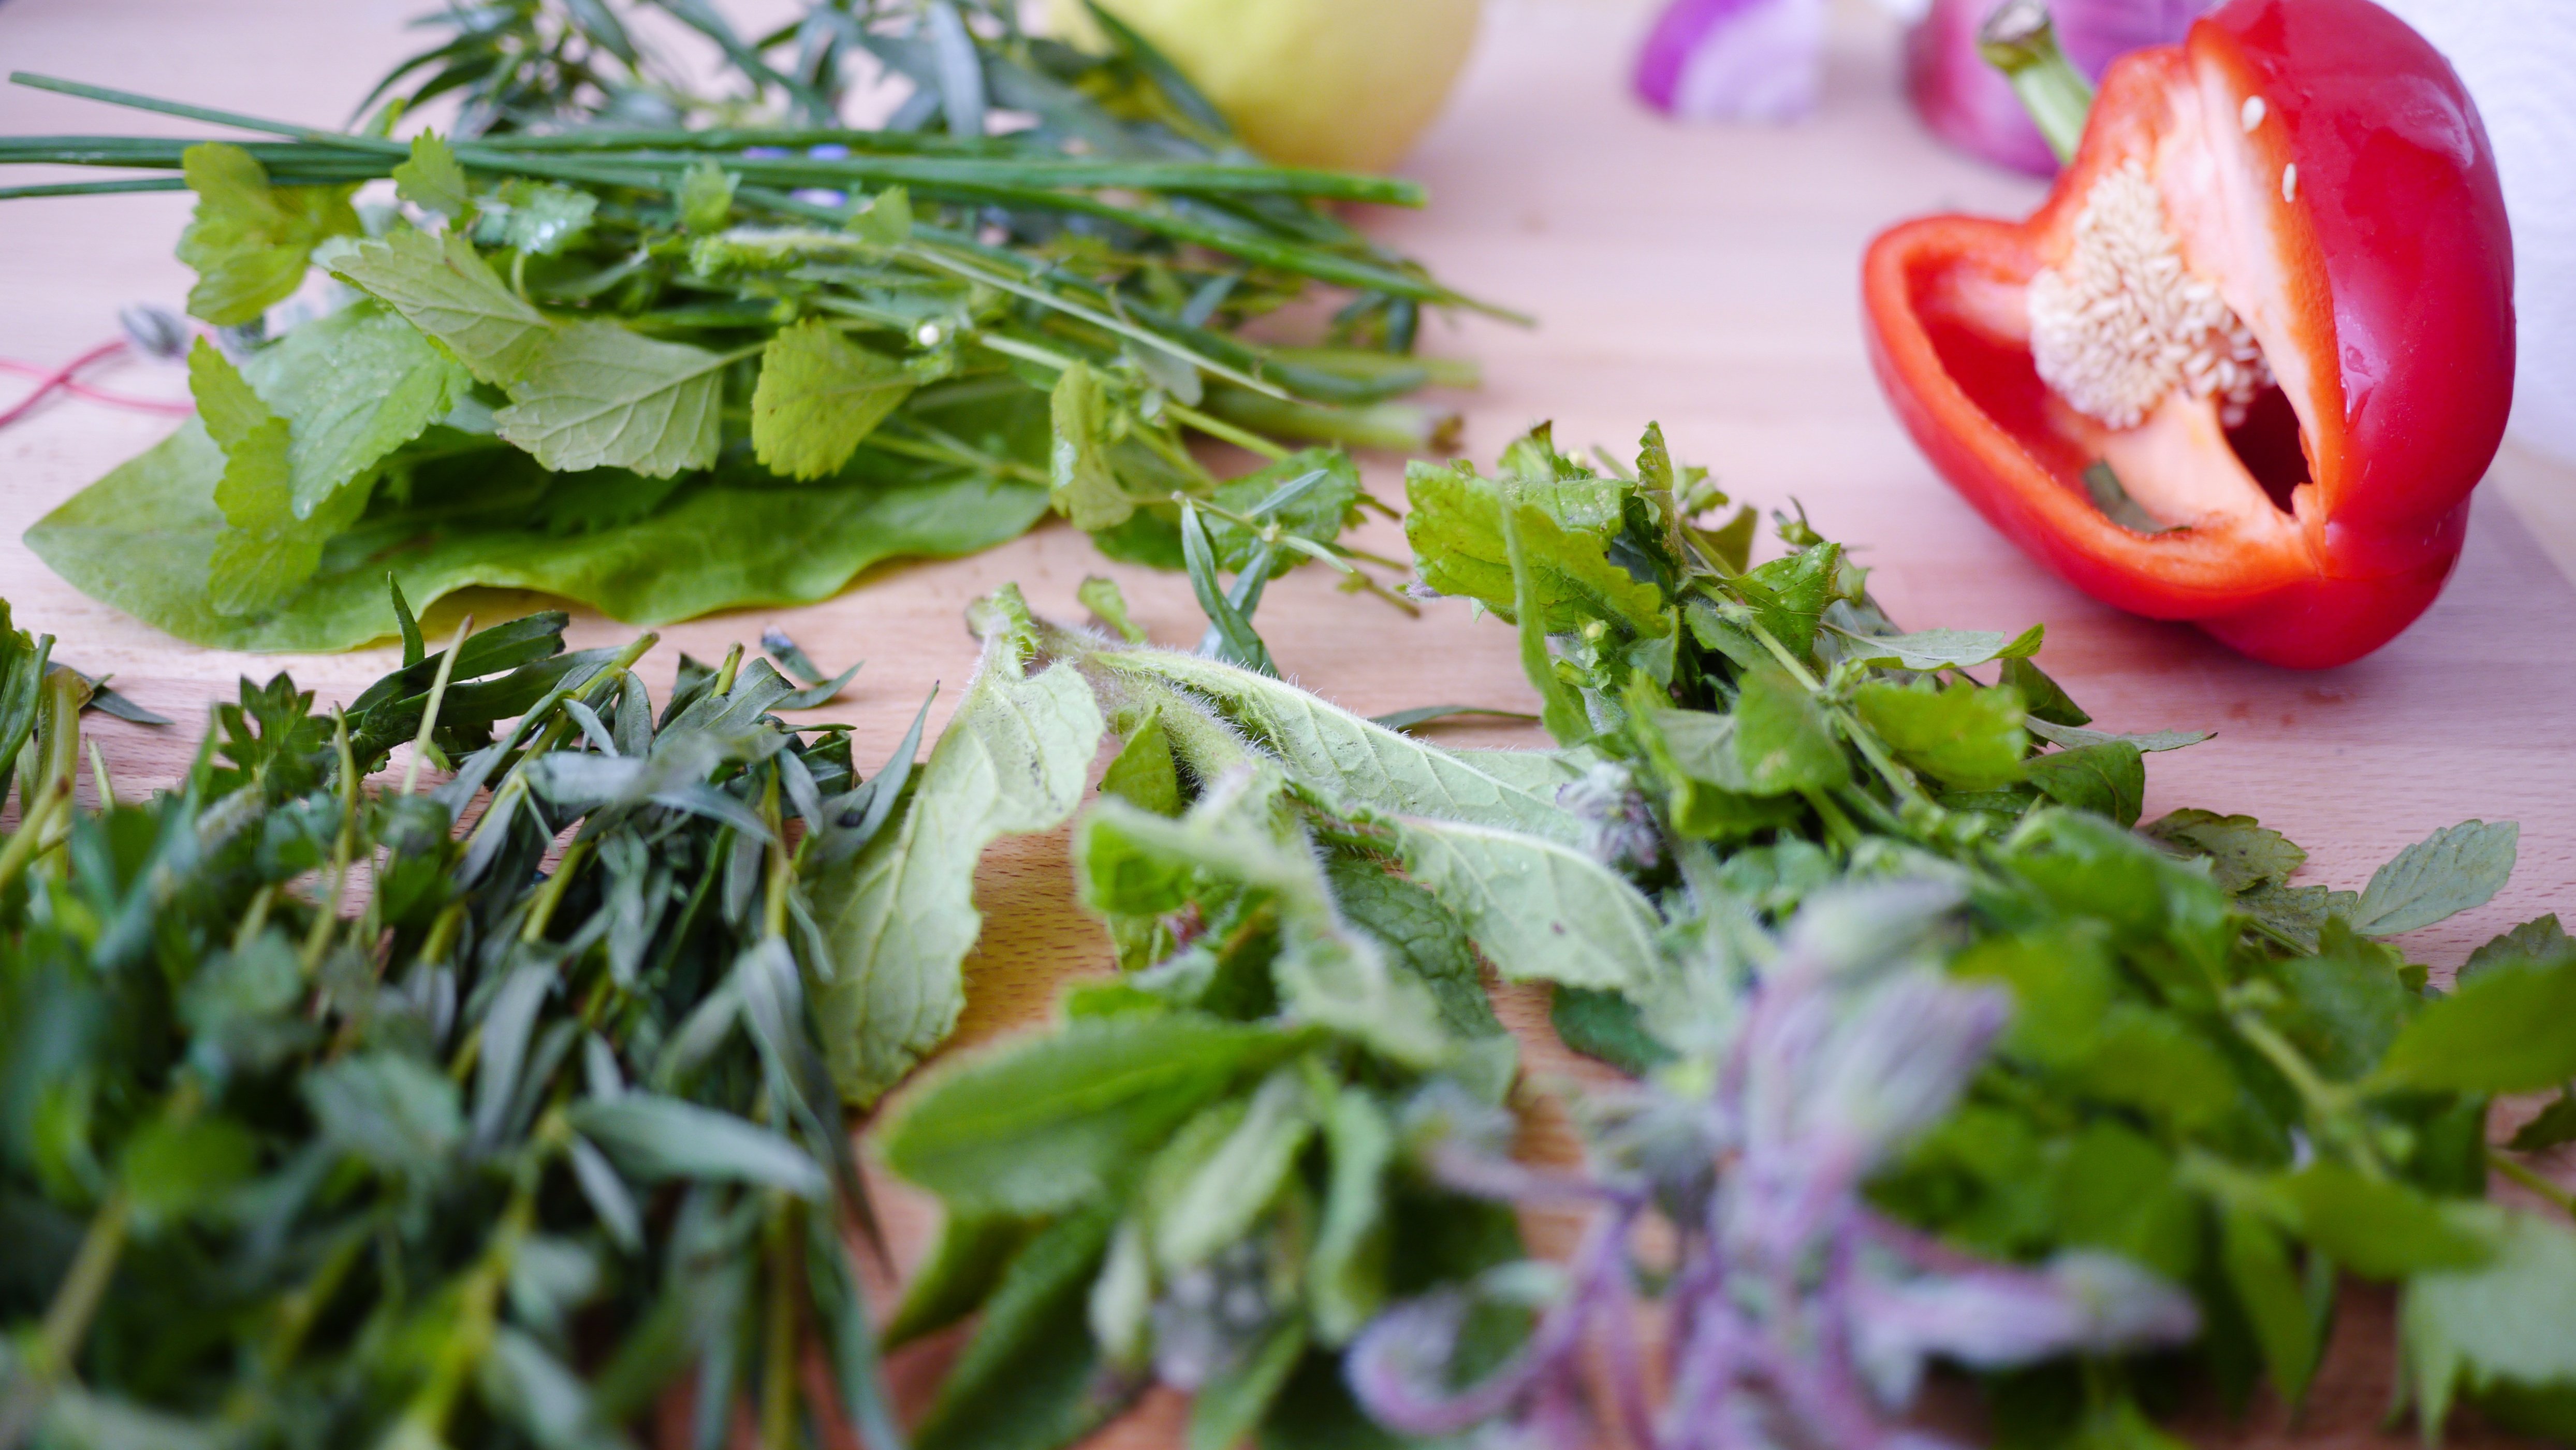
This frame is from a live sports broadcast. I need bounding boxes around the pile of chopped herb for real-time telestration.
[0,0,1491,650]
[865,425,2576,1449]
[0,578,1112,1446]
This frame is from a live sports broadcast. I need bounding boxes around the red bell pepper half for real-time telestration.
[1862,0,2514,668]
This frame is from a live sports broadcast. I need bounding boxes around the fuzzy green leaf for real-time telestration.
[810,595,1105,1103]
[1394,816,1662,992]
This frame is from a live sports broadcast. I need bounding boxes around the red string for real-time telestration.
[0,341,198,428]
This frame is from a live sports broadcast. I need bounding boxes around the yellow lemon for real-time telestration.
[1049,0,1482,172]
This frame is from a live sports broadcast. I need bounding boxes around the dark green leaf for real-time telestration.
[2375,948,2576,1094]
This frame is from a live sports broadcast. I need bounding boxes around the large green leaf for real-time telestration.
[26,426,1049,650]
[809,593,1105,1104]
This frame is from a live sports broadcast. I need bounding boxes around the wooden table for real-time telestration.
[4,1,2573,1444]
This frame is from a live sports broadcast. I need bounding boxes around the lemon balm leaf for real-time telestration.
[495,321,735,476]
[175,142,360,326]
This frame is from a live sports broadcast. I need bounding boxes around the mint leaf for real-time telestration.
[1552,985,1677,1076]
[1155,1070,1315,1270]
[1403,452,1667,636]
[877,1014,1292,1216]
[752,318,914,480]
[175,142,359,325]
[327,228,553,387]
[1308,1086,1395,1344]
[2000,654,2091,726]
[1394,816,1662,992]
[391,130,471,220]
[2349,820,2518,937]
[2218,1207,2322,1409]
[1189,1319,1304,1450]
[914,1208,1124,1450]
[2401,1208,2576,1436]
[809,592,1106,1103]
[2143,809,2307,894]
[1851,678,2028,791]
[2274,1161,2489,1279]
[495,321,733,476]
[2509,1092,2576,1154]
[2375,947,2576,1094]
[2025,719,2211,754]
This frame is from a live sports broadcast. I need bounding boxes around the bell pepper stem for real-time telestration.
[1979,0,2095,166]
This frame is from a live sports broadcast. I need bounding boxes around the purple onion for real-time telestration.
[1905,0,2211,174]
[1634,0,1831,123]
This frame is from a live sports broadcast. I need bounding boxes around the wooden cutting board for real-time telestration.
[4,1,2572,1444]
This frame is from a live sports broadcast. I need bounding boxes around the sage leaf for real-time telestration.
[1394,816,1662,991]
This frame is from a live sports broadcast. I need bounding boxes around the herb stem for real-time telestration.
[2493,1151,2576,1217]
[401,615,473,796]
[1166,401,1290,460]
[0,776,72,890]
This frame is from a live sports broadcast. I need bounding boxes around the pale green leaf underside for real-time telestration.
[1104,649,1586,845]
[1394,816,1662,991]
[810,646,1106,1105]
[2350,820,2518,938]
[327,228,552,387]
[495,321,731,477]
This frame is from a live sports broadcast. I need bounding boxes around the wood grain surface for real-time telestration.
[4,1,2573,1446]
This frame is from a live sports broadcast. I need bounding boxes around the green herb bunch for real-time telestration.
[872,426,2576,1450]
[0,588,950,1450]
[1,0,1493,651]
